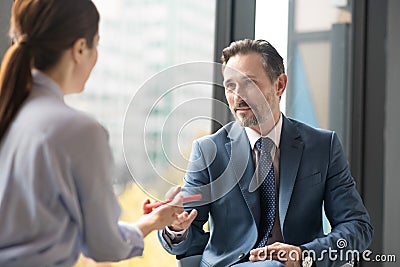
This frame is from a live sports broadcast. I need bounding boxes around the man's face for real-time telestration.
[223,52,283,131]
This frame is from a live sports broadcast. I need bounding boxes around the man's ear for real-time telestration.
[71,38,87,64]
[275,73,287,97]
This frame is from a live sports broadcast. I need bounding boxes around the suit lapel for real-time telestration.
[222,118,304,231]
[225,123,259,223]
[279,116,304,231]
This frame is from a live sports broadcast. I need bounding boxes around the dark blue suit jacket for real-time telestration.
[159,116,373,267]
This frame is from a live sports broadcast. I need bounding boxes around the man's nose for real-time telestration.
[233,85,247,102]
[233,91,243,103]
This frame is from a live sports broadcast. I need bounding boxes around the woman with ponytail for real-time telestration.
[0,1,191,266]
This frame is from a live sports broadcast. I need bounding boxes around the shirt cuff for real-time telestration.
[118,221,144,257]
[163,226,188,244]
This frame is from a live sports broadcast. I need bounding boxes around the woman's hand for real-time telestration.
[135,186,187,237]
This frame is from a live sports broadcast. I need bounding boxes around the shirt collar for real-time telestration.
[32,69,64,99]
[245,114,283,150]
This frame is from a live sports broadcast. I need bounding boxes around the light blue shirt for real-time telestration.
[0,70,143,267]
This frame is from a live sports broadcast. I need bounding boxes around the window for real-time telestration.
[286,0,352,153]
[256,0,353,235]
[255,0,289,114]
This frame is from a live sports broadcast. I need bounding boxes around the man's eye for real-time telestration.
[245,79,254,85]
[225,83,236,90]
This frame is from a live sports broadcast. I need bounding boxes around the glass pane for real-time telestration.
[291,41,331,129]
[67,1,216,266]
[287,0,352,151]
[255,0,289,113]
[295,0,351,33]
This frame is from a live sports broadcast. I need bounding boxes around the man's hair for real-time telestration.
[221,39,285,82]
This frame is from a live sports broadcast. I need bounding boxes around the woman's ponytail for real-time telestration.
[0,39,33,141]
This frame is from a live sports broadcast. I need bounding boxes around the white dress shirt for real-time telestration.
[0,70,143,267]
[245,114,282,161]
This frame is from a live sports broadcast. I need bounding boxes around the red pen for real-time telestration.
[144,193,202,209]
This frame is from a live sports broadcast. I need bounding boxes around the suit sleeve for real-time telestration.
[158,139,211,257]
[301,132,373,267]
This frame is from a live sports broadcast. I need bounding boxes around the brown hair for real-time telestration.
[0,0,99,141]
[221,39,285,82]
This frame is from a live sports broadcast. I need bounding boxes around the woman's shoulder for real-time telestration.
[51,106,108,144]
[16,94,108,146]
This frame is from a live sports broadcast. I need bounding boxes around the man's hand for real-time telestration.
[168,209,198,231]
[249,242,302,267]
[164,186,197,231]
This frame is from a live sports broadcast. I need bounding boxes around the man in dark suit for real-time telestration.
[159,39,373,267]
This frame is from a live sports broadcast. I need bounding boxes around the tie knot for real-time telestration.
[255,137,274,154]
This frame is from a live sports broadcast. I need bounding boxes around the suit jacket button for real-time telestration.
[238,253,245,259]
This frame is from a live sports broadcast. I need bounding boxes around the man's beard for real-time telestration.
[236,112,258,127]
[234,107,268,127]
